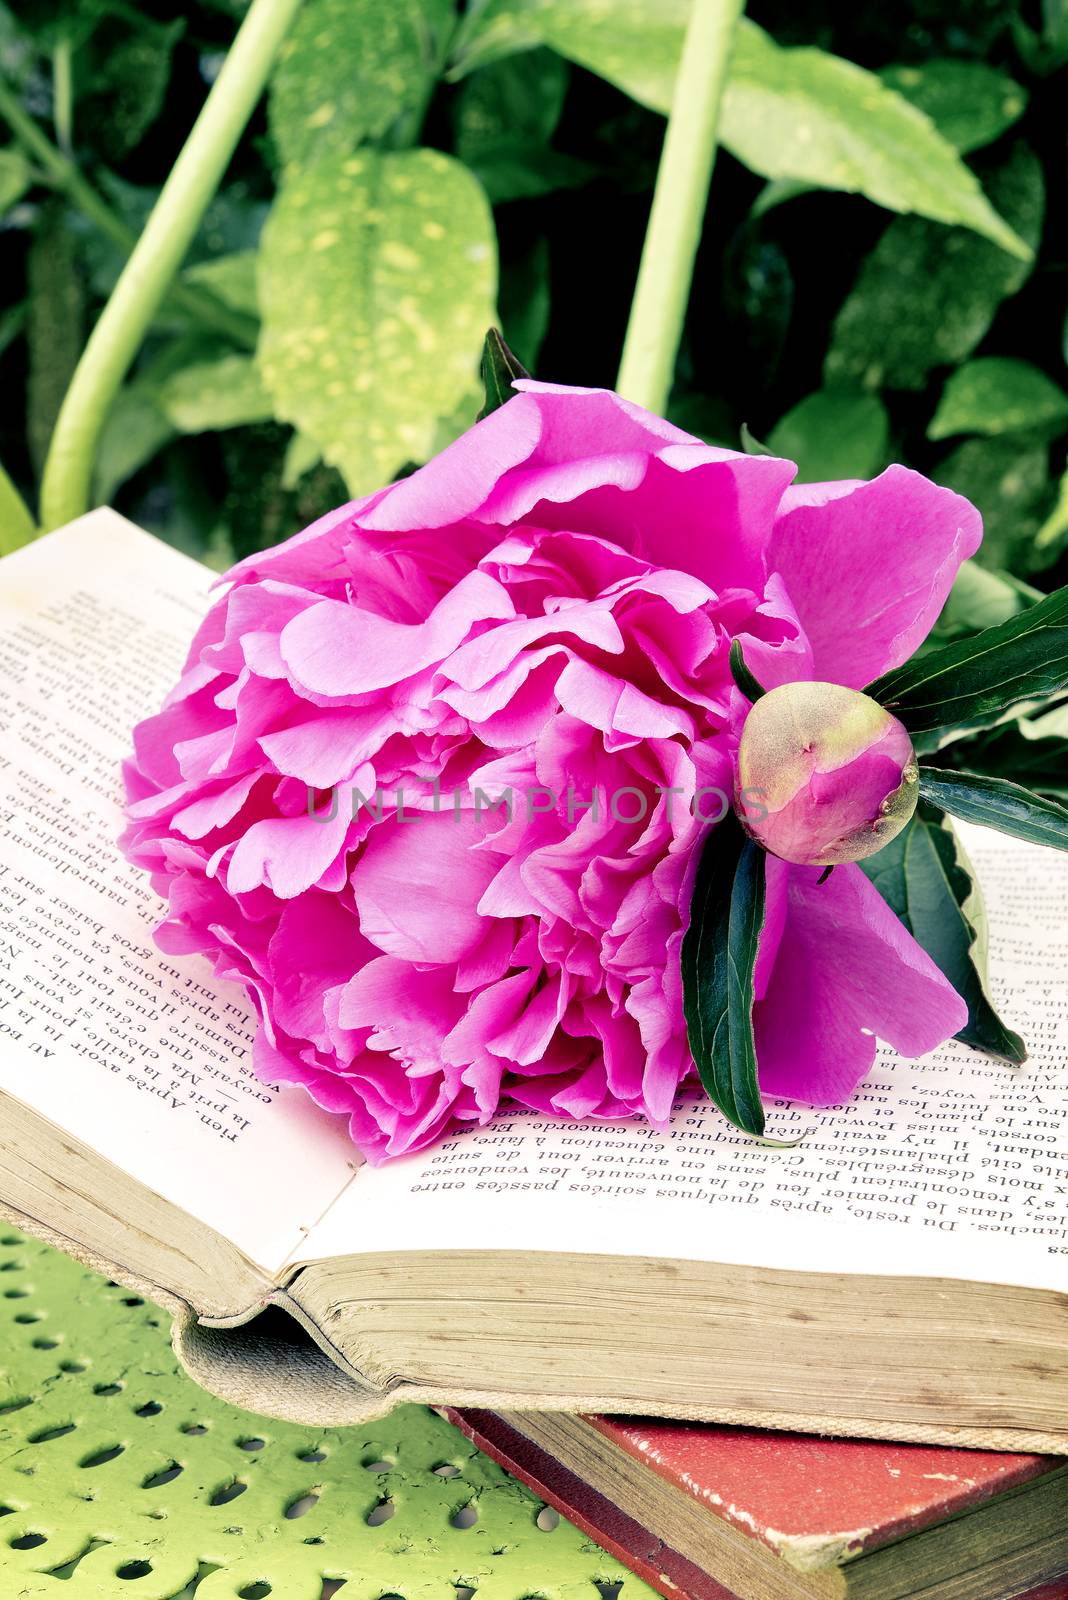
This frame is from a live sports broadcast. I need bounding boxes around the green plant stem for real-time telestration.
[616,0,744,414]
[52,35,73,154]
[39,0,302,532]
[0,76,256,348]
[0,460,37,554]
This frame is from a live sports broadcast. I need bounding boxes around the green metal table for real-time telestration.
[0,1228,656,1600]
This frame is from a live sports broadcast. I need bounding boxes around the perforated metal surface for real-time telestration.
[0,1229,654,1599]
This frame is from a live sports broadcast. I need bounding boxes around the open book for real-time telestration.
[2,510,1067,1450]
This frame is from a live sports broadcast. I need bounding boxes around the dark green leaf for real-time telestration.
[78,15,184,163]
[681,816,767,1136]
[454,46,570,158]
[928,357,1068,441]
[767,388,889,482]
[866,585,1068,734]
[478,327,528,420]
[93,334,214,502]
[879,60,1027,154]
[0,302,26,360]
[825,143,1043,392]
[740,423,773,456]
[729,640,766,703]
[94,385,175,503]
[861,809,1026,1064]
[930,561,1041,645]
[452,38,590,203]
[1033,467,1068,568]
[499,240,550,373]
[918,768,1068,852]
[1013,6,1068,74]
[939,703,1068,801]
[466,146,595,204]
[935,435,1053,575]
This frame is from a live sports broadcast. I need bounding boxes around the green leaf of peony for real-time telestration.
[879,60,1027,155]
[935,435,1053,575]
[739,423,773,457]
[93,335,224,501]
[867,585,1068,735]
[826,143,1044,392]
[269,0,455,167]
[183,252,260,320]
[499,238,551,374]
[728,640,766,704]
[681,816,767,1137]
[861,809,1026,1065]
[917,769,1068,853]
[767,389,889,483]
[466,146,595,205]
[943,705,1068,801]
[77,15,184,164]
[281,431,322,490]
[451,7,1027,254]
[94,384,177,503]
[454,45,569,157]
[453,49,593,202]
[1034,468,1068,567]
[931,560,1042,645]
[257,148,497,493]
[478,327,528,419]
[158,353,273,433]
[929,358,1068,442]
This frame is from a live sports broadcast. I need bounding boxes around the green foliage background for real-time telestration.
[2,0,1068,660]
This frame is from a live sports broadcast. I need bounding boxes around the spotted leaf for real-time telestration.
[257,148,497,493]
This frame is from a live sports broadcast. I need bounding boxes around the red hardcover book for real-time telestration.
[449,1410,1068,1600]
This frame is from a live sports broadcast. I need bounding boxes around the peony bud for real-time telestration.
[735,681,918,867]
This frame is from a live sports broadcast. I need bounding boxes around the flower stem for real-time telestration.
[52,34,73,154]
[38,0,302,533]
[616,0,744,415]
[0,75,254,346]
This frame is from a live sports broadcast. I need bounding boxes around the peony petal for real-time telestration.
[352,813,504,962]
[359,392,544,531]
[259,707,396,787]
[754,860,968,1104]
[279,570,514,697]
[338,956,464,1062]
[226,791,355,899]
[769,466,982,688]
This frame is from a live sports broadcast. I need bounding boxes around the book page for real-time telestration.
[309,824,1068,1294]
[0,511,357,1275]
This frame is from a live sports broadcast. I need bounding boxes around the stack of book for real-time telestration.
[452,1410,1068,1600]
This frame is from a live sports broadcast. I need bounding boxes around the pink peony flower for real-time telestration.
[736,680,918,866]
[123,381,975,1161]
